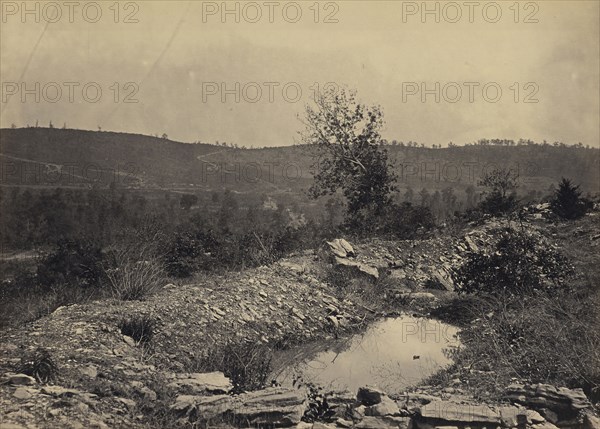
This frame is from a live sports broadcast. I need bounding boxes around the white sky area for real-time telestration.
[1,1,599,147]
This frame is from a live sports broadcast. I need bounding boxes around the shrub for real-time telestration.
[18,347,59,383]
[303,383,335,423]
[453,227,574,296]
[119,315,155,345]
[477,190,518,216]
[36,239,104,288]
[551,178,592,220]
[164,230,210,277]
[380,202,435,238]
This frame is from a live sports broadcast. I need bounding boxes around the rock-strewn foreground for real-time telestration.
[1,212,599,428]
[0,253,373,428]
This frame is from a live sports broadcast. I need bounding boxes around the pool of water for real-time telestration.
[273,316,459,395]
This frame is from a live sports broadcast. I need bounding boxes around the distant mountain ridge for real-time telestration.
[1,128,598,197]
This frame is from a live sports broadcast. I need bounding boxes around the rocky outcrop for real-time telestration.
[327,239,356,258]
[326,239,379,281]
[172,386,307,427]
[504,383,591,415]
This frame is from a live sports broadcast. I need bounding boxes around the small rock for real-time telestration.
[123,335,136,347]
[336,418,354,428]
[41,386,81,398]
[117,397,136,409]
[76,402,90,414]
[48,408,62,417]
[357,386,385,406]
[13,387,33,400]
[6,373,36,386]
[526,409,546,424]
[89,419,110,429]
[540,408,559,423]
[80,365,98,379]
[139,386,157,401]
[399,292,436,300]
[327,316,340,329]
[584,413,600,429]
[365,396,400,417]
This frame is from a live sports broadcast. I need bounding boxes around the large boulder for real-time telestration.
[231,387,307,427]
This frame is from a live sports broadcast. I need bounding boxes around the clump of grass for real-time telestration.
[104,252,165,301]
[119,315,156,345]
[104,221,167,301]
[190,340,274,394]
[18,347,59,384]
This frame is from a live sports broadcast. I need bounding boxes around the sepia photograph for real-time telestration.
[0,1,599,428]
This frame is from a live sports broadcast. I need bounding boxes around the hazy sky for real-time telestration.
[1,1,599,147]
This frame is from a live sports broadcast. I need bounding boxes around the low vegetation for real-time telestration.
[453,226,574,296]
[119,315,156,346]
[17,347,59,384]
[191,342,275,394]
[433,214,600,401]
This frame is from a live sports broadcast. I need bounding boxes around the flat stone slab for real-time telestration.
[3,373,36,386]
[504,383,590,413]
[418,401,501,424]
[334,257,379,280]
[231,387,307,427]
[168,371,233,394]
[355,416,410,429]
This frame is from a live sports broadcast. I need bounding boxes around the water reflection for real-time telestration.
[274,316,459,395]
